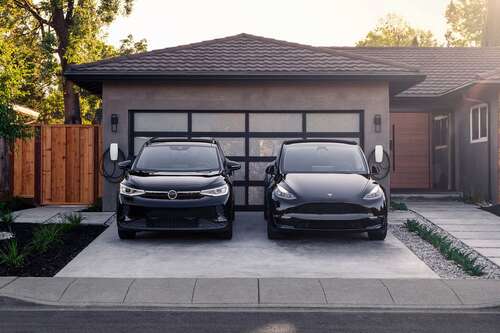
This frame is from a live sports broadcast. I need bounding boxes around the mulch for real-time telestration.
[0,223,105,277]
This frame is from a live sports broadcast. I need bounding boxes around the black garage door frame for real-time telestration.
[129,110,364,210]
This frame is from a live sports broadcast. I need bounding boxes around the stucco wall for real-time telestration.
[454,87,499,202]
[101,80,390,211]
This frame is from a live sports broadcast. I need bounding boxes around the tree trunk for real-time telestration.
[0,137,13,199]
[63,77,81,124]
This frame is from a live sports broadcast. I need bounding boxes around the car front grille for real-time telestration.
[291,203,369,215]
[142,191,203,200]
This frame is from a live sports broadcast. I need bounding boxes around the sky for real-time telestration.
[105,0,451,50]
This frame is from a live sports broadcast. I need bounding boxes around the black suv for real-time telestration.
[116,139,240,240]
[264,140,388,240]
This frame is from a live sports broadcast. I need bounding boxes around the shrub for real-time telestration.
[29,224,63,254]
[0,212,15,234]
[0,239,25,269]
[59,213,85,232]
[390,201,408,211]
[405,219,484,276]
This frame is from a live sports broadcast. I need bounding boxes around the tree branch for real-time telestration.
[65,0,75,25]
[13,0,50,26]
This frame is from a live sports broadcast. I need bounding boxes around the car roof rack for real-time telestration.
[282,139,358,146]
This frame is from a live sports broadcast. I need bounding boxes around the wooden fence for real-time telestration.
[13,125,103,205]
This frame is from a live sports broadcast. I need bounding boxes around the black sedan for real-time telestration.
[264,140,388,240]
[116,139,240,240]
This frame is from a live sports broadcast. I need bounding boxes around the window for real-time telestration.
[134,145,220,172]
[282,142,368,174]
[433,115,448,149]
[470,105,488,143]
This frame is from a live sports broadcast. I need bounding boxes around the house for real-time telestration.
[65,33,500,211]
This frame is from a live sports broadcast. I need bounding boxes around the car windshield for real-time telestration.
[134,144,220,172]
[282,143,368,173]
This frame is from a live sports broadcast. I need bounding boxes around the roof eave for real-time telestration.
[65,71,425,96]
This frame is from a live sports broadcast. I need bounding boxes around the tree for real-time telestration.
[445,0,487,47]
[119,34,148,55]
[10,0,135,124]
[0,25,33,197]
[357,14,439,47]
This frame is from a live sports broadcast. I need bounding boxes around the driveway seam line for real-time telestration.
[257,279,260,304]
[57,278,77,302]
[441,280,465,305]
[318,279,328,304]
[191,279,198,304]
[0,276,20,291]
[379,280,396,304]
[122,279,136,304]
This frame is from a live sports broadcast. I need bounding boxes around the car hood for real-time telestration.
[125,173,226,192]
[282,173,372,202]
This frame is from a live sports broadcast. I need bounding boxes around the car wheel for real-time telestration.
[267,219,284,240]
[217,224,233,240]
[368,219,387,241]
[118,228,136,240]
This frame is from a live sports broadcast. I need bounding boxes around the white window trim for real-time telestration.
[470,104,488,144]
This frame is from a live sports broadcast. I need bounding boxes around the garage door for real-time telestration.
[130,111,363,210]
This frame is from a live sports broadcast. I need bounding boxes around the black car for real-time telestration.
[264,139,388,240]
[116,139,240,240]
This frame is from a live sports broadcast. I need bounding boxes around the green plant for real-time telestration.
[29,224,63,254]
[0,239,25,269]
[0,211,15,234]
[391,201,408,211]
[405,219,485,276]
[59,213,85,232]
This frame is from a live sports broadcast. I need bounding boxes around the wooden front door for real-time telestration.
[390,113,431,189]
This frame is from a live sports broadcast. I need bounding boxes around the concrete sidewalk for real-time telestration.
[1,277,500,309]
[13,206,115,226]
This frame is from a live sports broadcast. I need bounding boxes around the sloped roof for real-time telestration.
[327,47,500,97]
[69,33,418,75]
[478,68,500,81]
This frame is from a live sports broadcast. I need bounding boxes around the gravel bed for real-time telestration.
[390,224,470,279]
[390,211,500,279]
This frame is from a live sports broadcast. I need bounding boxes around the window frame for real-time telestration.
[470,104,489,144]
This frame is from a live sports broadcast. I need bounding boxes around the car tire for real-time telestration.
[118,228,136,240]
[368,219,387,241]
[217,224,233,240]
[267,219,285,240]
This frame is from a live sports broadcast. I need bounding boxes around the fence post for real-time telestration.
[34,126,42,205]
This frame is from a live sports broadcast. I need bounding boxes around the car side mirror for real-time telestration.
[118,160,132,170]
[226,159,241,172]
[265,164,276,175]
[375,145,384,163]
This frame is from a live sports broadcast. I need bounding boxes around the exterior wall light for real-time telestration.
[374,114,382,133]
[111,114,119,133]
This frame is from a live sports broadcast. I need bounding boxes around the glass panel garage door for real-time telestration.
[130,111,363,210]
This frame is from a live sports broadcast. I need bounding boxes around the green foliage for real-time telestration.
[119,34,148,55]
[0,196,35,214]
[445,0,487,47]
[357,14,439,47]
[0,212,15,234]
[0,239,25,269]
[0,105,33,142]
[390,201,408,211]
[30,224,64,254]
[405,219,485,276]
[59,213,85,232]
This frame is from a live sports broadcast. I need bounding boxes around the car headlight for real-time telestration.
[363,185,383,200]
[274,184,296,200]
[201,184,229,197]
[119,183,145,196]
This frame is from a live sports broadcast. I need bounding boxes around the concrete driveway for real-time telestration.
[56,212,436,278]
